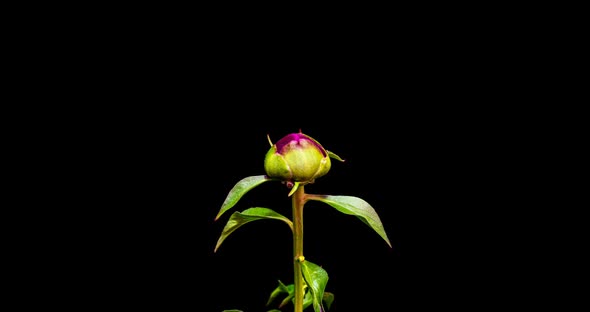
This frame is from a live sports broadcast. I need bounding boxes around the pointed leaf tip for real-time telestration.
[215,175,272,220]
[327,150,345,162]
[214,208,293,252]
[309,195,392,248]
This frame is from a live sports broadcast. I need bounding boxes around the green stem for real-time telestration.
[292,185,306,312]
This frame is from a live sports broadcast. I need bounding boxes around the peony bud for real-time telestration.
[264,132,338,185]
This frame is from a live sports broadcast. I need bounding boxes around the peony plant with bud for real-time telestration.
[214,131,391,312]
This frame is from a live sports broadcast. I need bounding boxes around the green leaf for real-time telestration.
[215,175,273,220]
[266,281,320,310]
[215,208,293,252]
[322,292,335,310]
[267,281,313,310]
[308,195,391,248]
[303,289,313,310]
[266,280,294,307]
[301,260,329,312]
[266,282,285,306]
[281,294,294,309]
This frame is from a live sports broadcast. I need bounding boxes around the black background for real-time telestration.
[24,7,542,311]
[61,106,510,311]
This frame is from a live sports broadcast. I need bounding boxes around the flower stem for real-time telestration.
[292,185,306,312]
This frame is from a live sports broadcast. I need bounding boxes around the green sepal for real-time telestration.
[215,175,273,220]
[214,208,293,252]
[308,195,391,248]
[327,150,345,162]
[287,181,301,197]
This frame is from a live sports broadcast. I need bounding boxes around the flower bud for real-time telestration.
[264,132,332,184]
